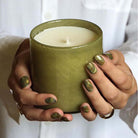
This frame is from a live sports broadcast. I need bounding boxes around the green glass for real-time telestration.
[30,19,103,113]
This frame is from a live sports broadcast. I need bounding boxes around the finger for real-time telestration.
[61,114,73,122]
[93,55,133,90]
[14,51,31,89]
[103,50,133,77]
[15,39,30,57]
[80,103,97,121]
[85,63,128,109]
[9,77,57,106]
[8,73,16,90]
[103,50,125,65]
[22,106,64,121]
[82,79,114,115]
[20,91,57,106]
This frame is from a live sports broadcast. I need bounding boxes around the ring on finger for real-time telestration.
[99,106,114,119]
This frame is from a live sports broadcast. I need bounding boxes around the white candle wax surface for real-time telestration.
[34,26,98,47]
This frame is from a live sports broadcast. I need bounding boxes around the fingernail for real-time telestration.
[83,79,93,92]
[103,52,113,60]
[20,76,30,88]
[94,55,105,65]
[45,97,56,104]
[81,106,89,113]
[61,117,70,121]
[51,112,61,119]
[86,62,97,74]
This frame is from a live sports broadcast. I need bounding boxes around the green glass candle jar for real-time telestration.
[30,19,103,113]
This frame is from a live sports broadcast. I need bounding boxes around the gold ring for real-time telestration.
[99,106,114,119]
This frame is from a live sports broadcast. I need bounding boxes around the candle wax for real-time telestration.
[34,26,98,47]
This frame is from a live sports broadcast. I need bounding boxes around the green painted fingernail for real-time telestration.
[45,97,56,104]
[103,52,113,60]
[81,106,89,113]
[83,79,93,92]
[86,62,97,74]
[51,112,61,119]
[62,117,69,121]
[94,55,105,65]
[20,76,30,88]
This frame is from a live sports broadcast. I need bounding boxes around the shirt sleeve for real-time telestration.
[117,0,138,134]
[0,32,25,122]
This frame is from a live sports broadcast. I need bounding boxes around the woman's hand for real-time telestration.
[80,50,137,121]
[8,39,72,122]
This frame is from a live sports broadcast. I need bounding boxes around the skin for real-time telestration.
[8,39,137,121]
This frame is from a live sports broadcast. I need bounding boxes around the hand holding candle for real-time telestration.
[8,24,137,121]
[80,50,137,120]
[8,39,73,121]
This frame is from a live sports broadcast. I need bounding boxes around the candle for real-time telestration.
[30,19,103,113]
[34,26,98,47]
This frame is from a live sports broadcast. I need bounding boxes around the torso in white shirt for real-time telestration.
[0,0,137,138]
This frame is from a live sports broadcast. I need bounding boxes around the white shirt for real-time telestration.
[0,0,138,138]
[0,0,133,51]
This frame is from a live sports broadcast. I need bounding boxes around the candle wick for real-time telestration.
[61,37,70,45]
[66,37,70,44]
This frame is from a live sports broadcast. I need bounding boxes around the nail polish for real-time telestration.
[103,52,113,60]
[83,79,93,92]
[81,106,89,113]
[86,62,97,74]
[45,97,56,104]
[61,117,69,121]
[20,76,30,88]
[94,55,105,65]
[51,112,61,119]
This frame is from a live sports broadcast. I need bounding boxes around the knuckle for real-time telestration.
[107,91,119,101]
[117,76,128,86]
[114,94,128,109]
[25,113,34,121]
[120,102,127,109]
[116,101,127,109]
[18,94,26,104]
